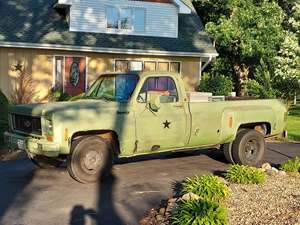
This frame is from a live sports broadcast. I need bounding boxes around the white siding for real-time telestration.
[66,0,179,38]
[58,0,73,4]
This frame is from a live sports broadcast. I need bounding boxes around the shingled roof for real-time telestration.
[0,0,217,57]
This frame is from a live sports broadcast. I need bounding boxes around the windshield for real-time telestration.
[85,74,139,102]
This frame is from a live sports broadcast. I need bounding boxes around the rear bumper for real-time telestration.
[4,131,60,157]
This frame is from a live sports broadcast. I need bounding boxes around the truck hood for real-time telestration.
[10,100,121,117]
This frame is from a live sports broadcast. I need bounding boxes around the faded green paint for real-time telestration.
[5,72,287,158]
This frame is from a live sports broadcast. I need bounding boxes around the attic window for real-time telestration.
[106,7,145,32]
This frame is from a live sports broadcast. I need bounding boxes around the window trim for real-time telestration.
[52,55,89,93]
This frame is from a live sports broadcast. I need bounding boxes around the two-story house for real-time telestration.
[0,0,217,100]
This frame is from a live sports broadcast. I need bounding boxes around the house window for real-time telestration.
[106,7,145,32]
[120,8,132,30]
[54,56,64,92]
[115,60,129,72]
[130,61,143,71]
[115,60,143,72]
[107,7,119,29]
[115,60,181,73]
[157,62,169,72]
[144,61,156,71]
[170,62,181,73]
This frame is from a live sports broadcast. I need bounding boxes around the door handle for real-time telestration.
[117,111,129,115]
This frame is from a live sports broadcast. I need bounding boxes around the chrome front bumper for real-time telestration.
[4,131,60,157]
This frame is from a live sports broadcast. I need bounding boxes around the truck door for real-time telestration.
[134,76,189,152]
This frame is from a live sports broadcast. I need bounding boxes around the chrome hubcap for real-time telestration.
[245,139,258,160]
[84,151,101,170]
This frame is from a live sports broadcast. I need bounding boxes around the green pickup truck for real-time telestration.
[4,72,287,183]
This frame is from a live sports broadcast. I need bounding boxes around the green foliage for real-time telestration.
[205,0,285,62]
[0,90,10,145]
[182,175,230,203]
[197,0,288,96]
[68,93,84,101]
[280,157,300,173]
[192,0,230,25]
[49,90,83,102]
[287,105,300,141]
[199,74,233,96]
[171,199,228,225]
[225,164,266,184]
[273,32,300,101]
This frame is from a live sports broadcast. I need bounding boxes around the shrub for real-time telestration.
[246,79,277,99]
[0,90,10,145]
[10,66,37,103]
[182,175,230,203]
[49,90,84,102]
[225,165,266,184]
[280,157,300,173]
[68,93,84,101]
[171,199,228,225]
[198,74,233,96]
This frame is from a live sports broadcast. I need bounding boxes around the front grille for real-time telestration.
[12,114,42,135]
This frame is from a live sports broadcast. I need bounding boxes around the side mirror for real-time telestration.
[147,91,161,112]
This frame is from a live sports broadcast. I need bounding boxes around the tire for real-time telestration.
[30,155,64,169]
[232,129,265,167]
[67,136,113,183]
[222,142,235,164]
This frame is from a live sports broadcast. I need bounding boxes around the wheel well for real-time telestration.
[71,130,120,156]
[239,122,271,135]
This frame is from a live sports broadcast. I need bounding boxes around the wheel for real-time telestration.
[67,136,113,183]
[30,155,64,169]
[222,142,235,164]
[232,129,265,167]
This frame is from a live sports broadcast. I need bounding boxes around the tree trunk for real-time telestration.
[234,64,250,96]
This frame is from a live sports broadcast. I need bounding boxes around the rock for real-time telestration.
[266,169,277,176]
[261,163,272,171]
[278,171,286,176]
[181,192,201,201]
[271,167,279,173]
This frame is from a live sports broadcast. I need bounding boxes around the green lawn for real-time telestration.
[287,105,300,141]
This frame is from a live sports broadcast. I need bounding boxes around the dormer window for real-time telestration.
[106,6,145,32]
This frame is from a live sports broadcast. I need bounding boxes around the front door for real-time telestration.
[134,76,188,152]
[64,57,86,96]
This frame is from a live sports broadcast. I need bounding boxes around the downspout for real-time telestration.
[197,55,213,86]
[201,55,213,73]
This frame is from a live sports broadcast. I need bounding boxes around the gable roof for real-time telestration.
[0,0,217,57]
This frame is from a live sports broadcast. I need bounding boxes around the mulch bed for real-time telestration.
[140,173,300,225]
[227,174,300,225]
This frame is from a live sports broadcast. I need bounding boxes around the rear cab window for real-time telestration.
[137,76,179,103]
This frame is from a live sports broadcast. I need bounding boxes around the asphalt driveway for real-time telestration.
[0,142,299,225]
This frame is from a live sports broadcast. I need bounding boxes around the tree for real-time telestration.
[196,0,286,96]
[273,32,300,101]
